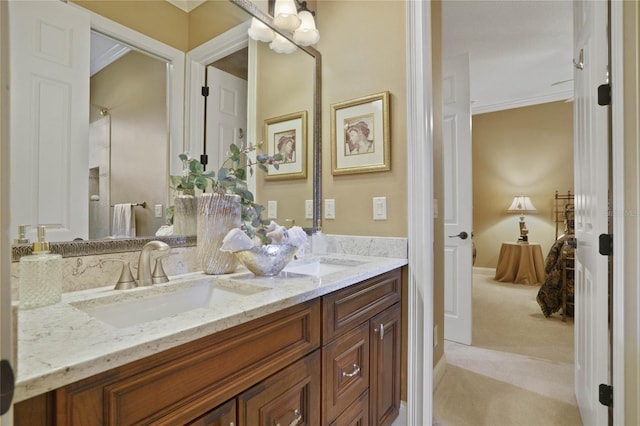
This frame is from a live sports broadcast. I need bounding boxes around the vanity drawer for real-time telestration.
[322,269,401,343]
[322,321,370,424]
[53,300,320,426]
[329,390,369,426]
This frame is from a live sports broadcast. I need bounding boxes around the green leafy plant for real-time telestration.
[170,143,283,238]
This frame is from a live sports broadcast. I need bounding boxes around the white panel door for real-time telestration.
[205,66,247,173]
[573,1,610,424]
[9,0,90,242]
[443,53,473,345]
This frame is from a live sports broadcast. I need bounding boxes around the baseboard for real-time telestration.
[433,353,447,389]
[473,266,495,276]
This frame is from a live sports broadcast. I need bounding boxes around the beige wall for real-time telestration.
[472,101,574,269]
[72,0,188,51]
[91,51,168,237]
[431,0,445,368]
[316,1,407,237]
[188,0,249,50]
[255,42,315,228]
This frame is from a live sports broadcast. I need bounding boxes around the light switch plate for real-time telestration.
[324,199,335,219]
[268,200,277,219]
[154,204,163,218]
[373,196,387,220]
[305,200,313,219]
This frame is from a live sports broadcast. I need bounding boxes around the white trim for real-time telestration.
[185,21,250,171]
[406,1,434,425]
[433,353,447,389]
[69,3,186,178]
[610,1,625,424]
[472,90,573,115]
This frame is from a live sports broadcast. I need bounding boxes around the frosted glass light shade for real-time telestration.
[292,11,320,46]
[248,18,275,42]
[273,0,301,32]
[269,34,297,54]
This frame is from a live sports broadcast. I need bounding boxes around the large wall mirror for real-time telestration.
[9,0,320,255]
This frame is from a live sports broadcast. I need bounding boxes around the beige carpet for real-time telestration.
[433,271,582,426]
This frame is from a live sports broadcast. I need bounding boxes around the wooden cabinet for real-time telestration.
[322,269,402,426]
[185,399,236,426]
[15,269,403,426]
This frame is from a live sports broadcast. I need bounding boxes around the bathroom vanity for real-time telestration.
[13,254,406,426]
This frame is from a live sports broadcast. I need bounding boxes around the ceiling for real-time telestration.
[442,0,574,114]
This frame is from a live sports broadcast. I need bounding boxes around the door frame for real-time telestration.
[405,1,626,424]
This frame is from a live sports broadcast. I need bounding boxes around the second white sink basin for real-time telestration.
[283,257,365,276]
[72,279,268,328]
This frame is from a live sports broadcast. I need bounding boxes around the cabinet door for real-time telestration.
[238,350,320,426]
[369,304,401,426]
[186,399,236,426]
[322,322,369,424]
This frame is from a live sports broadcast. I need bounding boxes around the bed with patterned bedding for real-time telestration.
[536,234,575,317]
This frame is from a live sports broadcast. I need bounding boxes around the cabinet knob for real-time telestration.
[341,363,361,378]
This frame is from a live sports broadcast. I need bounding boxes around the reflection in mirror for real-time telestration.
[89,31,169,239]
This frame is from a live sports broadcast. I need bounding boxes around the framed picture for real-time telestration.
[264,111,307,180]
[331,91,390,175]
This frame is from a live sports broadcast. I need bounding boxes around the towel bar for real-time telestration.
[110,202,147,208]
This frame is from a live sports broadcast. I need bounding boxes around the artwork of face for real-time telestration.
[276,131,296,162]
[344,116,374,155]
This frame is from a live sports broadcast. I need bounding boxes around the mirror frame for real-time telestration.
[11,0,321,260]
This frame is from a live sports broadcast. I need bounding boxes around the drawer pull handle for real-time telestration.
[375,323,385,340]
[342,363,361,378]
[275,409,302,426]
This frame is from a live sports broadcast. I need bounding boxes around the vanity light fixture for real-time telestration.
[248,18,275,42]
[273,0,301,32]
[248,0,319,50]
[269,34,298,54]
[507,194,538,243]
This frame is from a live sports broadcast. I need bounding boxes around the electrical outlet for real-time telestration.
[154,204,163,218]
[324,199,335,219]
[268,200,277,219]
[305,200,313,219]
[373,196,387,220]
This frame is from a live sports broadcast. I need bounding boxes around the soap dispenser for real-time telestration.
[19,225,62,309]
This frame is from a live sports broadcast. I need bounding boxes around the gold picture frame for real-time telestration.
[264,111,307,181]
[331,91,390,175]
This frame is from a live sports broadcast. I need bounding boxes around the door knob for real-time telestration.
[448,231,468,240]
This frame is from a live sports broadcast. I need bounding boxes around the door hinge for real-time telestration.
[0,359,15,415]
[599,233,613,256]
[201,86,210,97]
[598,84,611,106]
[599,383,613,407]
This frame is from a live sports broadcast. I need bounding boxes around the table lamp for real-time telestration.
[507,195,537,243]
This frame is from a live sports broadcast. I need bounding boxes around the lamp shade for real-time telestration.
[507,195,537,213]
[269,34,297,54]
[273,0,301,32]
[247,18,275,43]
[293,11,320,46]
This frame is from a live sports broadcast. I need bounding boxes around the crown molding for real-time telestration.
[472,90,573,115]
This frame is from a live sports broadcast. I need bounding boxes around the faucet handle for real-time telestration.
[152,255,169,284]
[103,259,137,290]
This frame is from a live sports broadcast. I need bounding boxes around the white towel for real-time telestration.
[112,203,136,238]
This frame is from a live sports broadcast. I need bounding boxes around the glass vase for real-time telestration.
[197,193,241,274]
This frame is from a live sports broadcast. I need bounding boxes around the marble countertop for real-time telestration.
[15,254,407,403]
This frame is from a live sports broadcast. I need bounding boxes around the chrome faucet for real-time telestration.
[137,240,170,286]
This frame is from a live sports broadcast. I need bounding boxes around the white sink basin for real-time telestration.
[283,257,365,276]
[72,279,268,328]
